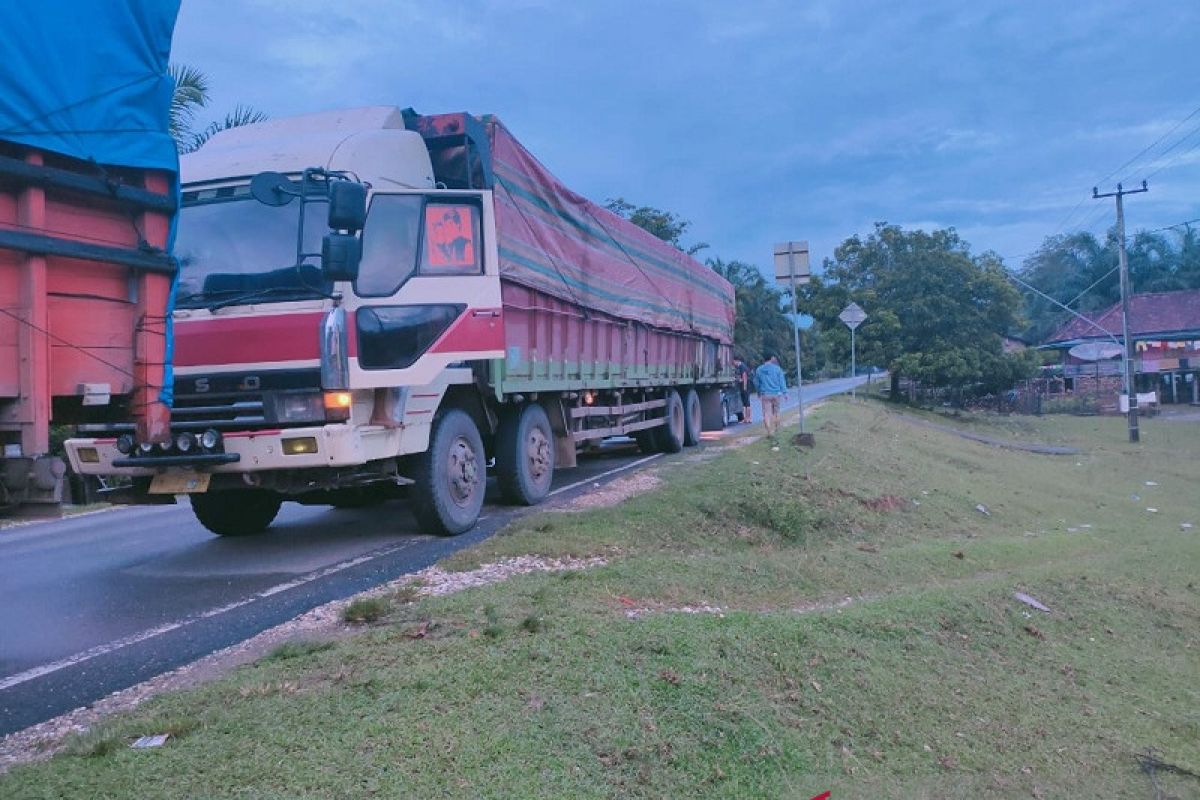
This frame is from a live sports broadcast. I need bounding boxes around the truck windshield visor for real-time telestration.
[175,195,331,308]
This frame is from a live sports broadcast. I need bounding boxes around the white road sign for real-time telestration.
[839,302,867,330]
[773,241,810,285]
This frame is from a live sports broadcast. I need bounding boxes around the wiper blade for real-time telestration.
[206,286,313,311]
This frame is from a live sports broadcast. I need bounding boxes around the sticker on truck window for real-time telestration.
[423,204,480,274]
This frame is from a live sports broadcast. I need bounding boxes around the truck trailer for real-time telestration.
[0,1,179,509]
[65,106,735,536]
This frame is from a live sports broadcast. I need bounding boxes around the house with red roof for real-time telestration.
[1042,289,1200,405]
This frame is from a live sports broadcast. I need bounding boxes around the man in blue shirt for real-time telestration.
[754,354,788,439]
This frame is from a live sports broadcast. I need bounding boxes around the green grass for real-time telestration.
[4,400,1198,799]
[341,596,391,624]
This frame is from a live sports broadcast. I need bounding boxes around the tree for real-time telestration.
[708,258,799,371]
[605,198,708,256]
[168,63,209,145]
[168,63,266,154]
[813,223,1032,400]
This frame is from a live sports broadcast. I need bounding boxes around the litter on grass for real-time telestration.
[130,734,169,749]
[1014,592,1052,613]
[975,503,990,516]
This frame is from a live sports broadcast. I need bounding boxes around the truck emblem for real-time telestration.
[194,378,210,393]
[238,376,261,391]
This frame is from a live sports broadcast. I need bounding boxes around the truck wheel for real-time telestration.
[683,388,703,446]
[653,390,686,453]
[496,403,555,505]
[634,430,657,454]
[411,408,486,536]
[191,490,282,537]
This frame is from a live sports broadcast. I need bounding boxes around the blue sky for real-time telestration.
[173,1,1200,277]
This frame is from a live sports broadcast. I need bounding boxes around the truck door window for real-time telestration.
[421,203,481,275]
[355,194,423,297]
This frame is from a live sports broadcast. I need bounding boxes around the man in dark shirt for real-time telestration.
[733,356,752,423]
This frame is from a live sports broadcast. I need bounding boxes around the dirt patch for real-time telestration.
[863,494,907,512]
[0,554,606,774]
[552,471,663,511]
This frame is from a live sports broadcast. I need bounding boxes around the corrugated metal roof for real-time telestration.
[1044,288,1200,345]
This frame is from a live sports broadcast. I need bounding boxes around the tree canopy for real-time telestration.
[805,223,1036,395]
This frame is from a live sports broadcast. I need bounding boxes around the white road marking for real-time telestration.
[0,539,421,691]
[0,451,669,692]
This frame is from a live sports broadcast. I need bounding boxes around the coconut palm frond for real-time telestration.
[168,63,210,142]
[182,105,268,154]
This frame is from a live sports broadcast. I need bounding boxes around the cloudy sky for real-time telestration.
[173,0,1200,276]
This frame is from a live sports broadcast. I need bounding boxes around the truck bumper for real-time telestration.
[64,422,421,477]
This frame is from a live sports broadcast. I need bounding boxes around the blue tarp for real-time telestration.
[0,0,181,406]
[0,1,180,172]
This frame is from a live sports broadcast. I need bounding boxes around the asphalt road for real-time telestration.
[0,375,868,735]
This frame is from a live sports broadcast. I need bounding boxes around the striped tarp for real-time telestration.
[410,111,734,345]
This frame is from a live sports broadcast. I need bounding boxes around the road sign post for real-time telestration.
[838,302,868,400]
[774,241,810,435]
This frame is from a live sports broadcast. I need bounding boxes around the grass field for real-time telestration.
[4,400,1198,799]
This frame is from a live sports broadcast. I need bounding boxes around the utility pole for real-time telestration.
[1093,180,1148,443]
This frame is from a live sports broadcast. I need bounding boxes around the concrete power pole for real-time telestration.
[1093,181,1148,443]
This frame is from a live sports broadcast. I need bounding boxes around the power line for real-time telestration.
[1141,123,1200,182]
[1106,102,1200,186]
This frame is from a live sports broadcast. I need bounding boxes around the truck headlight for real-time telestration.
[199,429,222,451]
[272,391,326,424]
[116,433,135,454]
[174,432,196,453]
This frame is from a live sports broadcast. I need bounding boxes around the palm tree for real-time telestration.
[168,63,266,154]
[183,104,268,154]
[168,63,209,144]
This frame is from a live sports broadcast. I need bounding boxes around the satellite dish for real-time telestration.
[249,171,297,206]
[1068,342,1123,361]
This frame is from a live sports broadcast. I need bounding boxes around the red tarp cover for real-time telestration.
[414,112,734,345]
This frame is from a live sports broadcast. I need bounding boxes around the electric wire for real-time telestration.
[1104,102,1200,186]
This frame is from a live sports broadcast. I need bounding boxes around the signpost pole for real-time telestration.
[850,326,857,400]
[788,249,805,435]
[838,302,868,402]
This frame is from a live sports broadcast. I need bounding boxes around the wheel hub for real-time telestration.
[447,436,479,506]
[526,427,551,481]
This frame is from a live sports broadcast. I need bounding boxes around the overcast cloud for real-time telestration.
[173,0,1200,273]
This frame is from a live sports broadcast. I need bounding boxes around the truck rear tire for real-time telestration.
[411,408,486,536]
[496,403,555,505]
[683,388,702,446]
[653,390,686,453]
[190,490,282,537]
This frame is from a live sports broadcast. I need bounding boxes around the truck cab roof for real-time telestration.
[181,106,436,191]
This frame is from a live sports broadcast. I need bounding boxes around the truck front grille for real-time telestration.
[170,395,267,429]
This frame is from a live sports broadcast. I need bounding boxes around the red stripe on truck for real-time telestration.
[175,312,359,366]
[427,308,505,355]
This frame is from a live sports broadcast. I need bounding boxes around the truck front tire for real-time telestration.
[683,388,702,446]
[190,490,282,537]
[496,403,555,505]
[654,390,686,453]
[411,408,487,536]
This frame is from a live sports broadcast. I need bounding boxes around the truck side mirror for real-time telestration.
[322,233,361,282]
[328,181,367,232]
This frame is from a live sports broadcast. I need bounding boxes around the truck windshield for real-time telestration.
[175,196,331,309]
